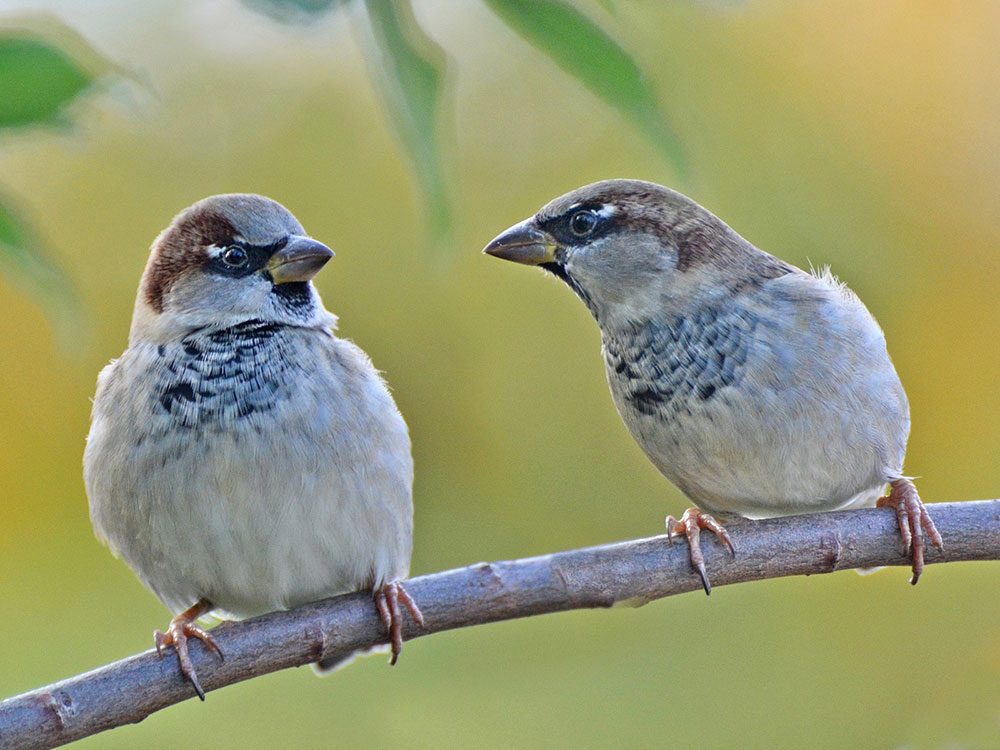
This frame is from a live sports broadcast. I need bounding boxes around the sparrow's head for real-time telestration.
[483,179,790,326]
[132,194,335,342]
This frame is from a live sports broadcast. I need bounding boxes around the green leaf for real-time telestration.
[483,0,686,177]
[0,36,94,129]
[0,195,82,343]
[362,0,450,238]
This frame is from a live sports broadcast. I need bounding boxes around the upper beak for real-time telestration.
[482,219,557,265]
[267,235,334,284]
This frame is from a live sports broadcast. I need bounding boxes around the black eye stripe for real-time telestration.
[538,203,612,246]
[206,239,285,278]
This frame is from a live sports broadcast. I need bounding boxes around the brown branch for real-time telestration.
[2,500,998,750]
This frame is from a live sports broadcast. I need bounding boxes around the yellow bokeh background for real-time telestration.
[1,2,998,748]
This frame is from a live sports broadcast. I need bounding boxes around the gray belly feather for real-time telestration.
[85,321,413,618]
[602,279,908,518]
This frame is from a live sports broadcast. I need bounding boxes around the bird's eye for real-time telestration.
[221,245,248,268]
[569,209,599,238]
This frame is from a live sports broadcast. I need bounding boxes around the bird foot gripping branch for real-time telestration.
[666,508,736,595]
[877,478,944,584]
[375,581,425,665]
[153,599,223,701]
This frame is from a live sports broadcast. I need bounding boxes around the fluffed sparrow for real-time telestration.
[84,194,422,698]
[484,179,941,592]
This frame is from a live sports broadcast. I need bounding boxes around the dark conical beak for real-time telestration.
[267,235,334,284]
[482,219,557,266]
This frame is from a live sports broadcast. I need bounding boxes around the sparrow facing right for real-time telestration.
[484,179,942,591]
[85,194,422,698]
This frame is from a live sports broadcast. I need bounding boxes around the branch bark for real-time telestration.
[2,500,998,750]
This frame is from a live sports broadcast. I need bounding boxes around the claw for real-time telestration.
[877,478,944,584]
[153,598,223,701]
[665,508,736,596]
[374,581,424,665]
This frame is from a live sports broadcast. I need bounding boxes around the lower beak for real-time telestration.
[267,236,334,284]
[482,219,557,265]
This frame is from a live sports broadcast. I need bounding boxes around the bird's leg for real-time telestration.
[154,598,224,700]
[374,581,425,665]
[876,478,944,585]
[666,508,736,596]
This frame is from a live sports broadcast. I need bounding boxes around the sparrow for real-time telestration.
[483,179,942,592]
[84,194,422,699]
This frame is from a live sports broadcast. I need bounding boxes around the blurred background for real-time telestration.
[1,1,999,747]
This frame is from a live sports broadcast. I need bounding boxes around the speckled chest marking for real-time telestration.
[603,306,759,417]
[152,319,297,431]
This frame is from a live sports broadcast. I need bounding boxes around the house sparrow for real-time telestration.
[483,179,942,592]
[84,194,422,699]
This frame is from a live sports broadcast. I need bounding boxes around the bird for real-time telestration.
[483,178,942,593]
[84,194,422,699]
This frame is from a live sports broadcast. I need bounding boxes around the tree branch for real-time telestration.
[2,500,998,749]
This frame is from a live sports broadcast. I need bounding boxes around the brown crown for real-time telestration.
[142,209,236,313]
